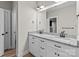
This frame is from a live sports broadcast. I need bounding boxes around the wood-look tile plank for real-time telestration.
[3,49,16,57]
[24,52,34,57]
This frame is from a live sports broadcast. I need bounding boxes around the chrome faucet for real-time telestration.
[60,31,66,37]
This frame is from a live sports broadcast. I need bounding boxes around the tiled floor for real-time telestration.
[3,49,33,57]
[3,49,16,57]
[24,53,34,57]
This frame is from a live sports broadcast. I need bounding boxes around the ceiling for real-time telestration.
[46,1,76,12]
[36,1,76,12]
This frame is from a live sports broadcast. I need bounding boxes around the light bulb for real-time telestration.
[36,7,40,10]
[54,1,61,3]
[40,5,45,9]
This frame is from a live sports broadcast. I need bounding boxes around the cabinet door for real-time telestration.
[39,44,47,57]
[47,45,57,57]
[57,51,71,57]
[29,35,34,53]
[29,35,40,57]
[47,45,71,57]
[38,38,47,57]
[33,41,40,57]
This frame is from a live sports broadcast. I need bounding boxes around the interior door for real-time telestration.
[0,8,4,56]
[4,10,11,49]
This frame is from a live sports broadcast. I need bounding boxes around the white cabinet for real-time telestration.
[29,35,40,57]
[29,34,76,57]
[46,39,76,56]
[38,38,47,57]
[47,45,71,57]
[39,45,47,57]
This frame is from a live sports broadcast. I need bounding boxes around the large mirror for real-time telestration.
[37,1,77,38]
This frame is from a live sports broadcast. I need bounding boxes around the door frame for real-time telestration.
[47,16,58,33]
[12,1,18,57]
[0,8,4,56]
[4,9,11,49]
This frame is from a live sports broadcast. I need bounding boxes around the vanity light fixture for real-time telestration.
[54,1,67,3]
[40,1,45,9]
[54,1,61,3]
[36,1,45,10]
[40,1,67,11]
[36,1,40,10]
[36,5,45,10]
[36,6,40,10]
[40,5,45,9]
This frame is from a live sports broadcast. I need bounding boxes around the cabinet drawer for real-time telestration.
[39,43,47,57]
[29,35,40,42]
[39,38,47,44]
[46,40,76,56]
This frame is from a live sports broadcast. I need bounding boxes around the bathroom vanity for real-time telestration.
[28,1,79,57]
[28,32,79,57]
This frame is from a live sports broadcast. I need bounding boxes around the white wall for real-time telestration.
[12,1,18,49]
[0,1,12,49]
[37,11,47,32]
[0,1,12,10]
[17,1,37,56]
[47,3,77,37]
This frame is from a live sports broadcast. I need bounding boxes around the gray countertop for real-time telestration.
[29,32,78,48]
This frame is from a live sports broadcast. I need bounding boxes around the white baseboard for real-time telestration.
[22,50,29,56]
[16,50,29,57]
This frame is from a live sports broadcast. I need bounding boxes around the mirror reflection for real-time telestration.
[37,1,77,38]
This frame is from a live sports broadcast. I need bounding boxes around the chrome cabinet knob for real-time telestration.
[2,33,5,36]
[55,52,56,55]
[40,40,44,42]
[58,54,60,56]
[32,42,34,44]
[40,47,44,50]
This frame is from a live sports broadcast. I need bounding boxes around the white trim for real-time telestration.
[11,1,18,57]
[39,1,67,12]
[22,50,29,57]
[48,16,58,19]
[47,16,58,33]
